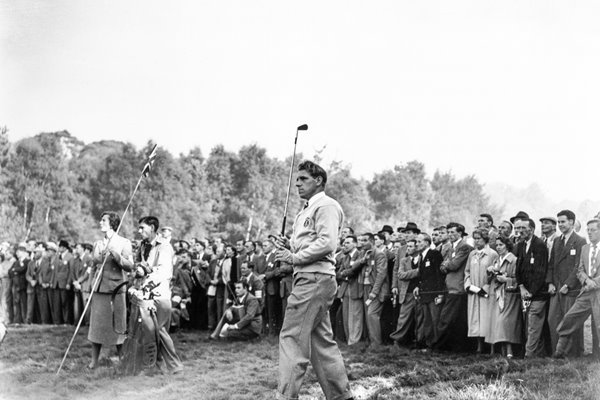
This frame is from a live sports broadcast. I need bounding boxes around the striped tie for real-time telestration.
[591,245,598,277]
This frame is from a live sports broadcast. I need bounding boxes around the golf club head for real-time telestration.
[297,124,308,131]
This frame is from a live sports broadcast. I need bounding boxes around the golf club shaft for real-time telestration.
[281,130,299,236]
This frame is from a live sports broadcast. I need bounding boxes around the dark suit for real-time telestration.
[190,261,210,330]
[546,232,587,355]
[9,259,28,323]
[241,272,264,308]
[516,235,549,357]
[25,258,41,324]
[249,253,267,276]
[416,249,445,347]
[207,258,225,329]
[50,251,73,324]
[222,292,262,340]
[263,251,282,335]
[36,256,53,324]
[556,242,600,356]
[433,239,472,351]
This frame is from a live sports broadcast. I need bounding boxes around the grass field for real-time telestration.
[0,324,599,400]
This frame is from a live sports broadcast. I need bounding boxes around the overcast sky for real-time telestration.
[2,1,599,203]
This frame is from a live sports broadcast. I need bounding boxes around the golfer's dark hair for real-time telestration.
[138,216,160,232]
[298,160,327,186]
[102,211,121,231]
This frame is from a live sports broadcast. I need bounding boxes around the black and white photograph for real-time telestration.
[1,1,600,399]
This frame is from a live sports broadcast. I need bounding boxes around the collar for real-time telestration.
[349,248,357,257]
[452,238,461,248]
[421,248,429,258]
[238,293,247,303]
[305,191,326,208]
[562,230,573,243]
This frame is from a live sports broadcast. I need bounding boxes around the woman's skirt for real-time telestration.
[88,292,127,345]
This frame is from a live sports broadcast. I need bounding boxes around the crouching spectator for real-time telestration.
[170,295,190,332]
[212,281,262,341]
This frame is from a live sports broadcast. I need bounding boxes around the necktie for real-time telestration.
[591,245,598,277]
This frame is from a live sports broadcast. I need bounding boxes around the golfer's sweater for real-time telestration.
[291,191,344,276]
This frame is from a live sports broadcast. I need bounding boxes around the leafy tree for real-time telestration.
[367,161,432,229]
[430,171,503,231]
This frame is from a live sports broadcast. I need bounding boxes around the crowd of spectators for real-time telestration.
[1,208,599,359]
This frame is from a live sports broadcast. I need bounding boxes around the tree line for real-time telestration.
[0,127,501,243]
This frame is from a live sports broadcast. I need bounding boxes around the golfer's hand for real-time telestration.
[275,248,294,265]
[274,236,290,250]
[548,283,556,295]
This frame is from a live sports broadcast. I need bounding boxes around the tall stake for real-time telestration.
[56,144,158,376]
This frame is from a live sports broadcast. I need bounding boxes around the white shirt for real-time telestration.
[525,237,533,254]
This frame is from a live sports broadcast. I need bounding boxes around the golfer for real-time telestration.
[274,160,353,400]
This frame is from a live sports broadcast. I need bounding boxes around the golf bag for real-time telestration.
[112,282,160,375]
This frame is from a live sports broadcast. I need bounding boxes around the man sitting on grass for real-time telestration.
[219,281,262,341]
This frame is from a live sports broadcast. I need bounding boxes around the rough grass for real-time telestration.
[0,324,598,400]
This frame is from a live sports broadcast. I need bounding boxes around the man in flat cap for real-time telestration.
[540,216,558,260]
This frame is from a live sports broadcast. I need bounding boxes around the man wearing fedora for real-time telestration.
[510,211,530,244]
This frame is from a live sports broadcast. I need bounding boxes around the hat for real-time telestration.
[509,211,529,224]
[380,225,394,235]
[402,222,421,234]
[539,216,557,224]
[161,226,173,233]
[46,242,58,252]
[58,239,71,250]
[396,225,405,233]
